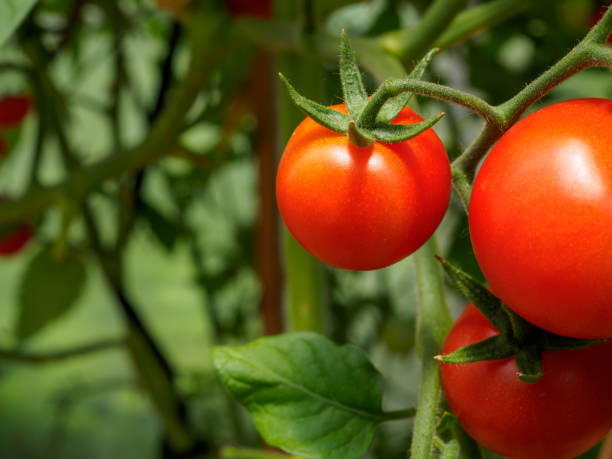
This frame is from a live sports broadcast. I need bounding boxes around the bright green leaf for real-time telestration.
[17,247,87,340]
[0,0,38,48]
[214,332,384,459]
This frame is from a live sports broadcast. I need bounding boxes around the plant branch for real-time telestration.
[360,79,499,127]
[410,238,453,459]
[0,338,124,363]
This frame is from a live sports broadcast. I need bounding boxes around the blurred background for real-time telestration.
[0,0,611,458]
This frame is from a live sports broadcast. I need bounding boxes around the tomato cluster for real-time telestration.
[0,94,33,256]
[440,98,612,458]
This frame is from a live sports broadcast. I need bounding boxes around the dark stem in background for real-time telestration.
[0,338,124,363]
[252,50,284,335]
[116,21,182,252]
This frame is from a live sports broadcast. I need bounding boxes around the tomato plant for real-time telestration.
[276,103,450,271]
[441,304,612,459]
[0,94,30,126]
[469,98,612,338]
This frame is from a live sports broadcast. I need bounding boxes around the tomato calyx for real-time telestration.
[435,257,603,383]
[279,31,444,147]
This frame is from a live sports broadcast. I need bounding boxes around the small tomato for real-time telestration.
[441,304,612,459]
[276,104,450,270]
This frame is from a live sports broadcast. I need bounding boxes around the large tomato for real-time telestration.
[469,98,612,338]
[440,304,612,459]
[276,104,451,270]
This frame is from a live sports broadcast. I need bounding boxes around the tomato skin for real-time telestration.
[276,104,450,270]
[0,224,33,256]
[0,95,30,126]
[469,98,612,338]
[441,304,612,459]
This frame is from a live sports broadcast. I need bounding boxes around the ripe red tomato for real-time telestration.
[0,95,30,126]
[0,224,33,256]
[469,98,612,338]
[441,304,612,459]
[276,104,450,270]
[226,0,272,19]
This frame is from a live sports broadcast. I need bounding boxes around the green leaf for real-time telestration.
[437,258,512,335]
[214,332,384,459]
[339,31,368,118]
[363,112,444,143]
[0,0,38,48]
[377,48,440,123]
[17,247,87,341]
[279,73,349,133]
[436,334,515,364]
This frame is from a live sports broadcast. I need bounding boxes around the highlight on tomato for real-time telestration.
[0,94,31,127]
[440,304,612,459]
[469,98,612,338]
[276,35,450,271]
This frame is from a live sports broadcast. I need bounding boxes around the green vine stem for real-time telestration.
[276,2,327,333]
[411,237,452,459]
[379,0,469,65]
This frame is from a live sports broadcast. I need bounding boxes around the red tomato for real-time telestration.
[276,104,450,270]
[226,0,272,18]
[0,95,30,126]
[441,304,612,459]
[0,224,33,256]
[469,98,612,338]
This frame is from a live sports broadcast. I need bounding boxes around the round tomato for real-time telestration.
[276,104,451,270]
[0,224,33,256]
[469,98,612,338]
[441,304,612,459]
[0,95,30,126]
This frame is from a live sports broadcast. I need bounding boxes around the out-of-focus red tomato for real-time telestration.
[226,0,272,19]
[0,95,31,126]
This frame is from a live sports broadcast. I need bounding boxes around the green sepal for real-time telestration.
[515,345,543,383]
[440,439,460,459]
[347,121,375,147]
[377,48,440,123]
[365,112,444,143]
[435,334,515,364]
[339,30,368,119]
[279,73,349,133]
[437,257,512,335]
[535,333,603,351]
